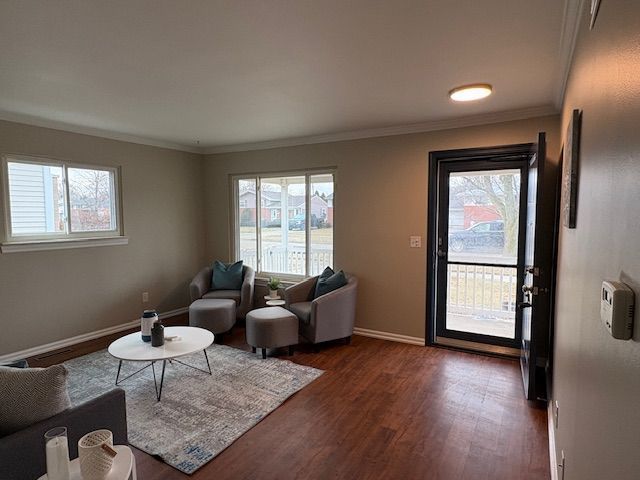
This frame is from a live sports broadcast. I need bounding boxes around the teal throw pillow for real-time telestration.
[318,266,334,280]
[211,260,244,290]
[314,268,348,298]
[313,266,334,297]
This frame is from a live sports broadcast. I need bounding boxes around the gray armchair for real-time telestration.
[190,264,255,319]
[285,274,358,345]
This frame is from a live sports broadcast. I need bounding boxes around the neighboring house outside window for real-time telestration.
[234,171,334,278]
[1,154,124,251]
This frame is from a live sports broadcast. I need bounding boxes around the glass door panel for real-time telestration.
[445,169,521,339]
[435,162,526,348]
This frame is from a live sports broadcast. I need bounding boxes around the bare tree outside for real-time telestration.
[448,170,520,258]
[462,173,520,256]
[68,168,114,231]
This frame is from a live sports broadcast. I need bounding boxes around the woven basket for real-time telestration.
[78,429,114,480]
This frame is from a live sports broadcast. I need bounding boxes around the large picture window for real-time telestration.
[234,171,334,278]
[2,155,121,243]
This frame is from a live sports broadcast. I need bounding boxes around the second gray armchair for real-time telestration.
[285,273,358,345]
[190,264,255,319]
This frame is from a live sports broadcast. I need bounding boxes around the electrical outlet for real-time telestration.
[554,400,559,429]
[142,292,149,303]
[410,236,422,248]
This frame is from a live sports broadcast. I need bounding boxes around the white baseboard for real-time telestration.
[548,401,558,480]
[0,307,189,363]
[353,327,425,346]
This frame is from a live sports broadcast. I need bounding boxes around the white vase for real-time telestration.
[141,310,158,342]
[269,289,278,298]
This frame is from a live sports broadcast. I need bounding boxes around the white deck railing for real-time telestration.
[447,264,518,314]
[240,248,333,276]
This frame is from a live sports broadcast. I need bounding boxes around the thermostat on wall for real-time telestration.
[600,281,635,340]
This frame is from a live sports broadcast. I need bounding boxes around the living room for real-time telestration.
[1,1,639,479]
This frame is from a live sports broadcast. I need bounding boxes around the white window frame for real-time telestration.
[231,168,335,280]
[1,154,126,252]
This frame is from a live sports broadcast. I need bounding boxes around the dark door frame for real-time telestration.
[426,143,535,349]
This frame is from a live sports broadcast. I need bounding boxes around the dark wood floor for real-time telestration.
[30,318,550,480]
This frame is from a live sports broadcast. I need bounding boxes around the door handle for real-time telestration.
[517,301,532,310]
[521,284,538,294]
[437,249,447,258]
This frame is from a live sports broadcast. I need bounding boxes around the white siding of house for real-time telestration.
[7,162,50,235]
[449,208,465,232]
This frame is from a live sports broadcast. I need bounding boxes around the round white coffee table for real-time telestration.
[108,326,214,401]
[38,445,136,480]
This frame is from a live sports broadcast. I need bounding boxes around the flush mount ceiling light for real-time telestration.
[448,84,493,102]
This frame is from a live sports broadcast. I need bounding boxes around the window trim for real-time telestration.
[1,153,124,246]
[231,167,336,281]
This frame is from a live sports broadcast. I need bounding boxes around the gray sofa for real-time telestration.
[0,388,128,480]
[190,264,255,319]
[285,274,358,345]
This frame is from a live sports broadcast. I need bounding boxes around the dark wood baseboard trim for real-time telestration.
[26,314,189,368]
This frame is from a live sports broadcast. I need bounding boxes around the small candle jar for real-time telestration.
[151,321,165,347]
[44,426,70,480]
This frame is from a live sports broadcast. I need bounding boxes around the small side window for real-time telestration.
[3,156,122,243]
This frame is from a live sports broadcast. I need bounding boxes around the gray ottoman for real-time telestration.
[246,307,299,359]
[189,299,236,339]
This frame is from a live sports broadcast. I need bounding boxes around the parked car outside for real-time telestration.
[289,214,305,230]
[448,220,504,252]
[288,213,328,230]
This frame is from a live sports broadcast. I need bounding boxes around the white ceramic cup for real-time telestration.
[78,429,115,480]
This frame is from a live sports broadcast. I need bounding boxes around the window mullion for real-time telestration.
[233,178,239,261]
[63,165,72,235]
[256,177,262,273]
[110,171,118,232]
[305,173,311,277]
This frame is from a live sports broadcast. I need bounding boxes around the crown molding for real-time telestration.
[0,110,201,154]
[555,0,587,108]
[202,105,559,155]
[0,104,559,157]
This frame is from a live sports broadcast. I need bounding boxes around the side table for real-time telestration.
[264,295,286,306]
[38,445,137,480]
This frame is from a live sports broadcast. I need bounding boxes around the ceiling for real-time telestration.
[0,1,571,152]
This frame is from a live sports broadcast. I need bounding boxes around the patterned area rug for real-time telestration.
[64,345,323,474]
